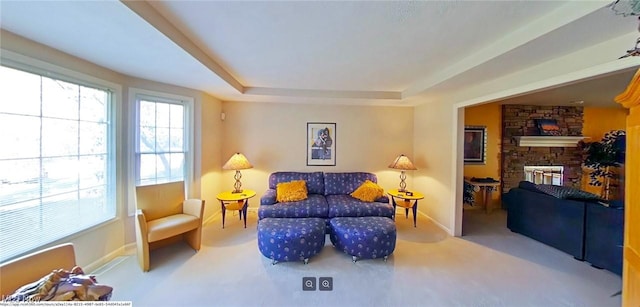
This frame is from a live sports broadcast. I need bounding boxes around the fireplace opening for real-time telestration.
[524,166,563,186]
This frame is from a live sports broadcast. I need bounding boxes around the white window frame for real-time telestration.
[127,88,194,216]
[0,50,121,261]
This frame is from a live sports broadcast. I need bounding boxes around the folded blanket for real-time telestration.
[3,266,112,302]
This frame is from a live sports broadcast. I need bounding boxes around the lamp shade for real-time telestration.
[222,153,253,170]
[388,154,417,170]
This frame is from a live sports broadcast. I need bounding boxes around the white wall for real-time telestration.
[220,101,414,203]
[1,30,223,268]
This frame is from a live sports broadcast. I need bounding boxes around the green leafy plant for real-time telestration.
[463,181,476,205]
[580,130,626,186]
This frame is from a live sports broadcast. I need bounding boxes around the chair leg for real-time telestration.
[136,241,150,272]
[135,217,150,272]
[184,227,202,252]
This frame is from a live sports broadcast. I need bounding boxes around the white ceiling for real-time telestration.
[1,0,638,107]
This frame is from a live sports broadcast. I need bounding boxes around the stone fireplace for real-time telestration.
[502,105,584,193]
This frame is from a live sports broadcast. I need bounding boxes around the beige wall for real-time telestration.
[413,100,456,233]
[1,30,223,268]
[220,101,414,203]
[200,94,224,221]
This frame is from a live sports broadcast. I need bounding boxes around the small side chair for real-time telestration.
[135,181,205,272]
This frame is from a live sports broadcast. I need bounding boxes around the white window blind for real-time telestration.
[0,65,116,262]
[135,96,187,186]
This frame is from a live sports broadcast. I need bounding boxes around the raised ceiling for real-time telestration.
[0,0,638,106]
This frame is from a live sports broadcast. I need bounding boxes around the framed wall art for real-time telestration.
[464,126,487,165]
[535,119,561,136]
[307,122,336,166]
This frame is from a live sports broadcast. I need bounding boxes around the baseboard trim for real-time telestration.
[203,207,258,227]
[203,210,221,226]
[412,209,450,235]
[84,246,125,273]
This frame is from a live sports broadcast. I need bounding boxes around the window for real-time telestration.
[134,93,191,186]
[0,65,115,262]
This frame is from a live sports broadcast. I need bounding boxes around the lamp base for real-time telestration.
[398,171,407,193]
[232,170,243,194]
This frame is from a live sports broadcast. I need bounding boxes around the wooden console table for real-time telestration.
[464,179,500,213]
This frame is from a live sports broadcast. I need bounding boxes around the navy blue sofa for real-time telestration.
[585,201,624,275]
[504,181,624,275]
[504,183,587,260]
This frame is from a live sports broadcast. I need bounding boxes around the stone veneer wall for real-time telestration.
[502,105,584,193]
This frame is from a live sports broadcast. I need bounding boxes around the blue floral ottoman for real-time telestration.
[329,216,396,262]
[257,218,326,264]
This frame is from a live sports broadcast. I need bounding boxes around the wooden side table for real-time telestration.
[216,190,256,228]
[464,179,500,213]
[387,189,425,227]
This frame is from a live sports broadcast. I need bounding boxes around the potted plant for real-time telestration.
[580,130,626,200]
[463,181,476,206]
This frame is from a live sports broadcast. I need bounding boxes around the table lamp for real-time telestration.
[388,154,417,192]
[222,152,253,193]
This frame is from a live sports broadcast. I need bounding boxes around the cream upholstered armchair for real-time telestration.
[135,181,205,272]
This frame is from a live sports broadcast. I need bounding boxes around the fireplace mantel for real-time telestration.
[513,136,588,147]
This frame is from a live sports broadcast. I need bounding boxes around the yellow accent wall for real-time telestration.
[581,106,628,196]
[583,107,628,141]
[464,103,502,207]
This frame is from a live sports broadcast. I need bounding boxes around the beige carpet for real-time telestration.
[94,209,622,307]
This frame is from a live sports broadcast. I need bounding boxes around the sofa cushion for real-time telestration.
[260,189,277,206]
[350,180,384,202]
[324,172,378,195]
[276,180,308,202]
[535,184,602,201]
[518,181,542,193]
[147,214,200,242]
[258,194,329,219]
[269,172,325,195]
[326,195,394,218]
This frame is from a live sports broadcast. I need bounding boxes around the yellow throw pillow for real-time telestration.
[350,180,384,202]
[276,180,308,202]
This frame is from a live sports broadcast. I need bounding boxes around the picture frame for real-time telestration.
[464,126,487,165]
[307,122,336,166]
[535,119,561,136]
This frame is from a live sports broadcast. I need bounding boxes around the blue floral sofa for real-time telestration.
[258,172,393,221]
[257,171,396,263]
